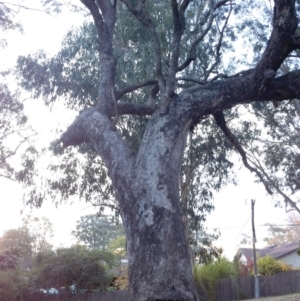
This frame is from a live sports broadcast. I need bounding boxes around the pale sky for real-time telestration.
[0,0,291,260]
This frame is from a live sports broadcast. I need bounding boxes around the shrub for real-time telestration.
[0,269,29,301]
[193,257,237,301]
[31,245,113,292]
[257,255,292,275]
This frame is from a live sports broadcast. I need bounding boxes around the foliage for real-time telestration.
[0,269,29,301]
[193,234,223,265]
[0,227,33,267]
[0,250,19,270]
[22,215,53,253]
[257,255,292,275]
[71,214,125,250]
[193,257,237,301]
[109,235,126,259]
[234,259,254,277]
[0,1,38,192]
[31,245,113,291]
[0,215,53,270]
[0,74,36,183]
[0,2,23,48]
[112,271,129,290]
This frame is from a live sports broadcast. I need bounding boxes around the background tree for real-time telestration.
[22,215,53,253]
[71,214,125,250]
[108,234,127,277]
[0,2,37,184]
[0,250,19,270]
[13,0,300,300]
[0,269,29,301]
[0,227,33,268]
[0,215,53,269]
[109,235,126,260]
[264,213,300,245]
[0,226,32,301]
[31,245,113,292]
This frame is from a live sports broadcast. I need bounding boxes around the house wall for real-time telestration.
[280,251,300,269]
[239,254,248,264]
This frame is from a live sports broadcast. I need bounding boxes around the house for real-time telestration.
[234,242,300,269]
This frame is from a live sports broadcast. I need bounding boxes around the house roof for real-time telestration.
[266,242,300,259]
[237,242,299,261]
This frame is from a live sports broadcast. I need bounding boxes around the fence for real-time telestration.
[216,270,300,301]
[27,290,129,301]
[26,270,300,301]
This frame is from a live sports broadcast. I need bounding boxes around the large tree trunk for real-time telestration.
[118,113,199,301]
[61,109,199,300]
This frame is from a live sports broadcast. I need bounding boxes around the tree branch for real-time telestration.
[178,69,300,121]
[80,0,104,31]
[95,0,116,35]
[0,173,15,181]
[120,0,165,96]
[203,0,233,81]
[165,0,188,98]
[248,151,300,215]
[117,102,157,116]
[213,111,273,195]
[178,0,230,72]
[80,0,117,117]
[116,79,158,100]
[60,108,133,187]
[254,0,298,89]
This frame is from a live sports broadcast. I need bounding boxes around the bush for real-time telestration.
[0,269,29,301]
[193,257,237,301]
[31,245,113,292]
[257,255,292,275]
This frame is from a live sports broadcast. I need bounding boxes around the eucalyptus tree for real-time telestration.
[17,3,230,252]
[71,214,125,249]
[0,2,37,183]
[15,0,300,301]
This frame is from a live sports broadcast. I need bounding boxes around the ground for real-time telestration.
[245,293,300,301]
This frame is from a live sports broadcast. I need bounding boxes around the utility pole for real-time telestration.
[251,199,260,298]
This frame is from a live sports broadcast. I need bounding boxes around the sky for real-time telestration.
[0,0,293,260]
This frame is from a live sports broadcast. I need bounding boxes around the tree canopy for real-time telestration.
[31,245,113,292]
[71,214,125,249]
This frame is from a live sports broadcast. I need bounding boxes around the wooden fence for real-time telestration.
[27,290,129,301]
[216,270,300,301]
[26,270,300,301]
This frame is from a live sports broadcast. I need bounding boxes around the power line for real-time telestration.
[234,213,251,240]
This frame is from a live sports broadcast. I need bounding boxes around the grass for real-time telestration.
[244,293,300,301]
